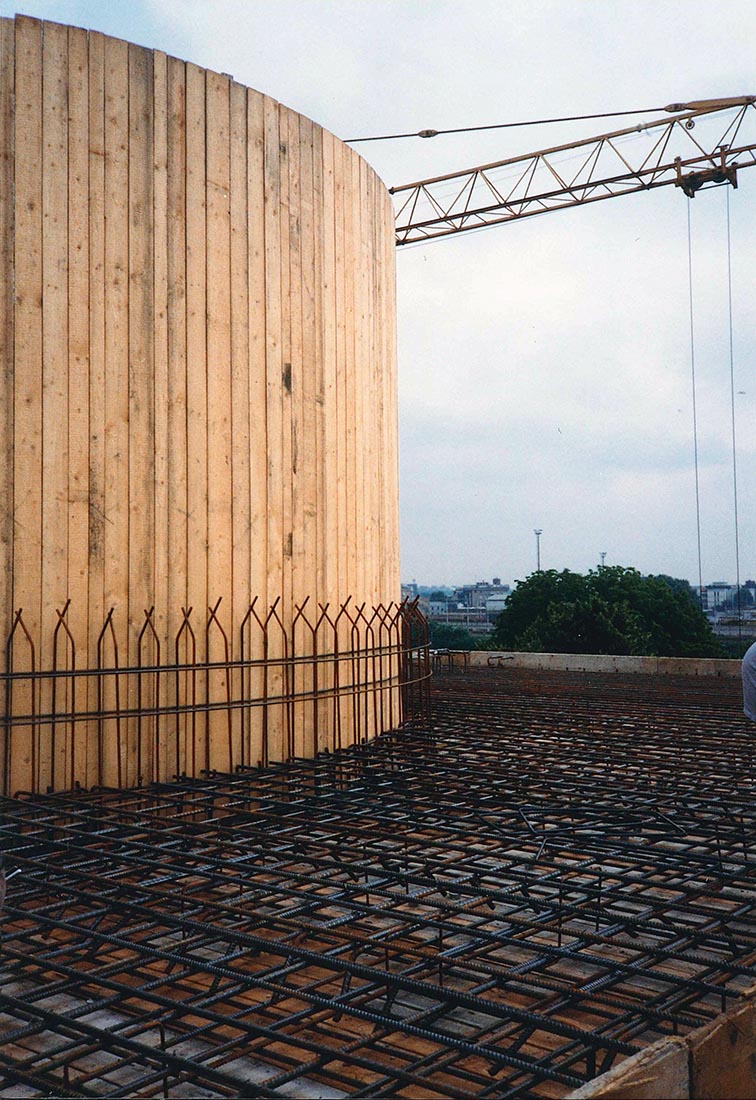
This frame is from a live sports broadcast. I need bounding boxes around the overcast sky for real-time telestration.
[7,0,756,589]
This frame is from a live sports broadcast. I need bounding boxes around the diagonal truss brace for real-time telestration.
[391,97,756,244]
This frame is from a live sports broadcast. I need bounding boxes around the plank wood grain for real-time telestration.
[86,29,106,787]
[246,87,267,766]
[128,42,156,784]
[40,22,70,789]
[185,61,209,773]
[263,95,284,763]
[12,16,44,793]
[230,80,250,769]
[320,129,337,748]
[165,53,188,775]
[0,19,15,763]
[67,24,90,787]
[247,89,267,611]
[102,32,130,785]
[152,49,169,780]
[205,69,233,771]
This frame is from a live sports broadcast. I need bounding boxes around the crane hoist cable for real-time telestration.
[686,201,704,606]
[686,188,743,625]
[726,187,742,639]
[346,104,675,143]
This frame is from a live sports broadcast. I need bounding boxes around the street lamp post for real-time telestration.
[534,529,542,572]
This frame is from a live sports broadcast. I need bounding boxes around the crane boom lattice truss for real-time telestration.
[392,97,756,245]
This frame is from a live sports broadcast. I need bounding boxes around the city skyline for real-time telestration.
[404,570,756,592]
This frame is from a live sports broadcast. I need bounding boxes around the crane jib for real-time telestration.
[392,99,756,245]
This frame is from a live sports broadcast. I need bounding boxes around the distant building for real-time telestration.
[454,579,511,609]
[696,582,739,612]
[485,593,509,622]
[418,577,511,635]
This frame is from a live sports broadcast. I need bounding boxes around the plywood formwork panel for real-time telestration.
[0,14,400,793]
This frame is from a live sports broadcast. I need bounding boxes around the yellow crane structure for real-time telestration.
[391,97,756,244]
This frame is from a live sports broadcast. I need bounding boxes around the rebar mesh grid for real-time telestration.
[1,666,755,1098]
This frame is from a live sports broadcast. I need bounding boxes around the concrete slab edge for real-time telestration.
[468,651,742,678]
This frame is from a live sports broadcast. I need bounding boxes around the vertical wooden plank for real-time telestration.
[356,157,372,740]
[288,110,304,614]
[373,175,383,604]
[354,156,366,618]
[297,114,315,612]
[205,70,232,612]
[229,80,250,769]
[367,168,380,612]
[166,54,188,775]
[205,69,233,771]
[344,149,358,612]
[362,165,374,617]
[246,87,267,767]
[153,49,169,780]
[381,185,392,603]
[321,130,338,612]
[263,95,283,762]
[185,62,208,772]
[86,29,106,788]
[127,43,155,785]
[333,136,352,744]
[379,184,392,604]
[279,106,294,643]
[345,148,361,745]
[295,112,315,758]
[285,107,304,757]
[67,24,90,786]
[40,21,70,789]
[0,17,15,792]
[165,51,188,774]
[278,103,293,763]
[247,88,267,612]
[311,123,325,614]
[311,122,328,752]
[0,18,14,619]
[0,18,15,649]
[319,128,337,752]
[385,187,400,603]
[333,136,346,615]
[102,33,130,786]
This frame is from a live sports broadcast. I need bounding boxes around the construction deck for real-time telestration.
[1,667,755,1098]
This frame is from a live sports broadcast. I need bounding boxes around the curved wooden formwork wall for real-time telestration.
[0,16,402,792]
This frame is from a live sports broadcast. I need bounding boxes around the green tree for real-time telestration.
[490,566,722,657]
[652,574,700,607]
[428,622,478,651]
